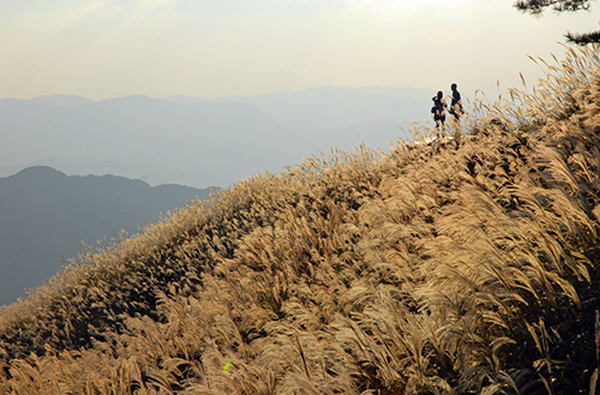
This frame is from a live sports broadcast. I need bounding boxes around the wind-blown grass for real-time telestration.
[1,44,600,394]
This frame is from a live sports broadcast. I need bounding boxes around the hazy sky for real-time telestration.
[1,0,599,100]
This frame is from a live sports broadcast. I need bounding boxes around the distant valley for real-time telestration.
[0,166,213,305]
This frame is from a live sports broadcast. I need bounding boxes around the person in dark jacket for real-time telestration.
[449,83,463,120]
[431,90,446,130]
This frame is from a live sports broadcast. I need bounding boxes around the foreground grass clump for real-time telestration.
[2,45,600,394]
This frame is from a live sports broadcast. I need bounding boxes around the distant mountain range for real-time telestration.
[0,166,213,306]
[165,86,434,129]
[0,86,434,188]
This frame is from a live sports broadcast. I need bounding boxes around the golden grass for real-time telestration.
[1,44,600,394]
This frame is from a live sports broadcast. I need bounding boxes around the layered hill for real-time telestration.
[1,46,600,394]
[0,167,213,306]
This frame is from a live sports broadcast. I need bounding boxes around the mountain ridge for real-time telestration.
[0,166,214,306]
[0,86,429,187]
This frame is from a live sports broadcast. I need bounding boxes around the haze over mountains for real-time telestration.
[0,166,212,306]
[0,86,431,306]
[0,86,432,188]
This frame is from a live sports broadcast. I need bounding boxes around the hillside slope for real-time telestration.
[1,46,600,394]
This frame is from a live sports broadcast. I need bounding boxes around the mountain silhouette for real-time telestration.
[0,166,213,305]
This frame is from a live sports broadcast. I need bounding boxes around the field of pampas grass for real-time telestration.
[2,44,600,394]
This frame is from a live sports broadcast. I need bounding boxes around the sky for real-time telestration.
[1,0,599,100]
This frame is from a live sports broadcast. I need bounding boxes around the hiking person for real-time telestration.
[449,83,463,120]
[431,90,446,130]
